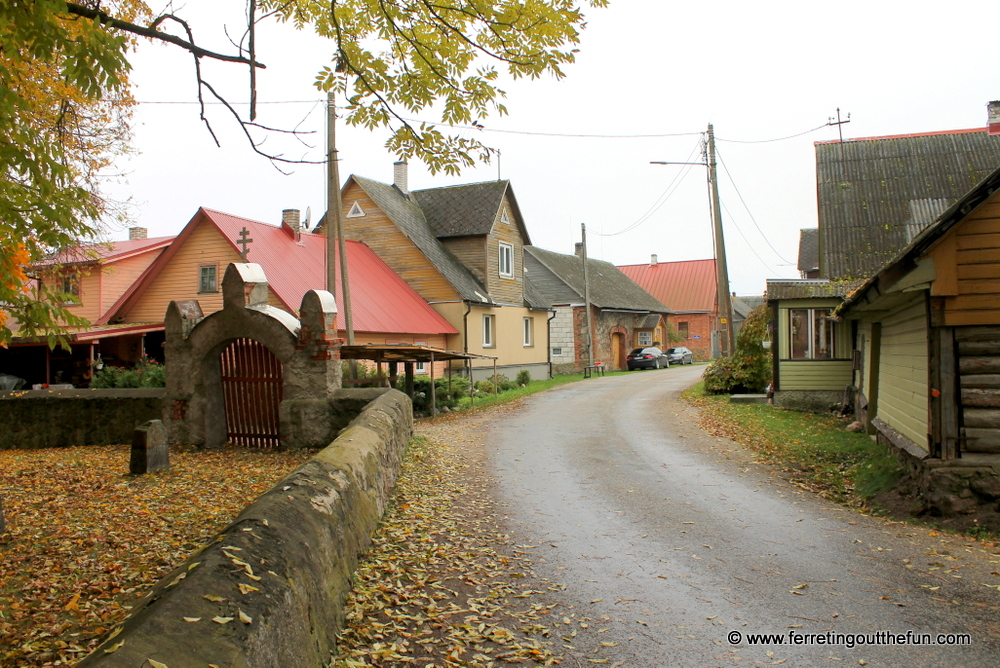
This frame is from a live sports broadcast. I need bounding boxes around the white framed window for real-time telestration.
[551,347,562,356]
[790,309,834,359]
[199,265,218,293]
[498,242,513,278]
[483,314,495,348]
[523,317,534,347]
[637,331,652,346]
[414,340,427,373]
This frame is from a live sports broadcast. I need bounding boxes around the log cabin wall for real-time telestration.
[341,183,460,303]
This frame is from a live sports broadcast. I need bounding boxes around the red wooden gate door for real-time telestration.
[220,338,283,448]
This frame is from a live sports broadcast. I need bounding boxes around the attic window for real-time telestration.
[347,201,366,218]
[501,210,510,225]
[498,242,513,278]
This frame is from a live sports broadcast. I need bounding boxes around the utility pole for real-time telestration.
[581,223,595,367]
[326,92,354,347]
[706,124,735,357]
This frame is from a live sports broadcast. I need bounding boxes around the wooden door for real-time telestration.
[220,338,283,448]
[612,332,625,370]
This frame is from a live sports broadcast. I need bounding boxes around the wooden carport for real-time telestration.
[338,344,497,418]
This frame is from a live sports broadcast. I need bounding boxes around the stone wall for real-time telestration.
[77,389,413,668]
[0,389,166,449]
[772,390,843,414]
[549,307,576,368]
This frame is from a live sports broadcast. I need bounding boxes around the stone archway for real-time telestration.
[164,263,341,449]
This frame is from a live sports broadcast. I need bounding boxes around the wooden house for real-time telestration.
[333,162,552,381]
[835,166,1000,514]
[526,246,671,372]
[768,127,1000,411]
[105,208,459,368]
[0,229,173,387]
[618,257,718,361]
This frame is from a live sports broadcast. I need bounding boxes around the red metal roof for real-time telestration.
[617,258,717,313]
[108,208,456,336]
[815,127,986,145]
[34,236,174,267]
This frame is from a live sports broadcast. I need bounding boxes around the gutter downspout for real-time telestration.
[547,308,556,379]
[462,300,472,379]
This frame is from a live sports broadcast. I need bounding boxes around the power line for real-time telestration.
[719,198,777,273]
[716,147,795,265]
[592,137,704,237]
[717,123,828,144]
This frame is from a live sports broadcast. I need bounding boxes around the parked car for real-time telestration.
[665,346,694,365]
[626,347,670,370]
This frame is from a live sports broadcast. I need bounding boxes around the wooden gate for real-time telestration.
[220,338,283,448]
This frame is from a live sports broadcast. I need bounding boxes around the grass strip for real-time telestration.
[683,382,904,508]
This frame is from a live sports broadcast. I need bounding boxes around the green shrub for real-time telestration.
[516,369,532,386]
[401,375,471,413]
[702,305,772,394]
[91,355,166,388]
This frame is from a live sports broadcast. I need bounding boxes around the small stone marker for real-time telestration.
[130,420,170,475]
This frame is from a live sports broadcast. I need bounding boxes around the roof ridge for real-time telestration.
[815,127,986,145]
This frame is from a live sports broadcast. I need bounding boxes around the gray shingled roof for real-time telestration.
[524,246,671,313]
[797,228,819,273]
[412,181,507,238]
[765,279,862,301]
[816,129,1000,280]
[522,277,552,311]
[350,176,492,304]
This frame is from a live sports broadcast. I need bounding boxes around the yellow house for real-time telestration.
[330,162,552,381]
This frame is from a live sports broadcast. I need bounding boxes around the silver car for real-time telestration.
[665,346,694,365]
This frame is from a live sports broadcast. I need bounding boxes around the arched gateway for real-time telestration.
[163,263,342,449]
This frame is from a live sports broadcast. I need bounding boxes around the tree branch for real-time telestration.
[64,2,267,69]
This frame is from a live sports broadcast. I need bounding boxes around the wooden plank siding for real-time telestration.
[875,296,930,451]
[929,197,1000,327]
[341,183,460,303]
[485,199,526,304]
[778,360,854,390]
[441,236,486,283]
[57,267,102,324]
[125,218,284,322]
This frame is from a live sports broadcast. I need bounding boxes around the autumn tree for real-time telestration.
[0,0,606,345]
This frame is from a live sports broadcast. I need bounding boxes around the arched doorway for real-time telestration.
[220,338,283,448]
[611,332,625,370]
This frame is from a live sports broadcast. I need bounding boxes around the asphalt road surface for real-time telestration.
[485,365,1000,667]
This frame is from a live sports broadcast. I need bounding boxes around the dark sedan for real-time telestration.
[626,347,670,370]
[665,346,694,365]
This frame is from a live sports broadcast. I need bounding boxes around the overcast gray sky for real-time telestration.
[106,0,1000,296]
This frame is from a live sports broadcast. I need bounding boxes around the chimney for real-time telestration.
[281,208,301,241]
[128,227,147,240]
[393,160,409,195]
[989,101,1000,135]
[650,253,658,266]
[574,242,584,257]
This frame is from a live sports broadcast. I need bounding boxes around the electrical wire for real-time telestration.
[592,136,704,237]
[716,147,795,265]
[716,123,828,144]
[720,198,778,273]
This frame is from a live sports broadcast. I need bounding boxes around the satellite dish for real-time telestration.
[303,206,312,231]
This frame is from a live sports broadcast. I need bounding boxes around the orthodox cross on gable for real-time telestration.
[236,227,253,261]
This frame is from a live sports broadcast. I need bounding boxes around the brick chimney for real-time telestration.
[128,227,147,240]
[281,209,301,241]
[393,160,409,195]
[650,254,658,266]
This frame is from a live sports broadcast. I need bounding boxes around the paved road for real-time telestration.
[485,366,1000,667]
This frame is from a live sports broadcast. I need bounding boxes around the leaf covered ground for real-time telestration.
[0,444,314,667]
[331,417,570,667]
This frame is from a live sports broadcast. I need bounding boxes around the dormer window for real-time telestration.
[498,242,513,278]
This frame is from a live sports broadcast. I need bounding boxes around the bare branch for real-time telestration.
[64,2,267,69]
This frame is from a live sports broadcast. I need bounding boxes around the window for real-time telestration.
[678,321,689,339]
[58,273,80,303]
[415,341,427,373]
[501,209,511,225]
[483,314,495,347]
[790,309,834,359]
[498,242,513,278]
[347,201,366,218]
[523,317,534,347]
[199,265,218,293]
[551,347,563,356]
[637,330,652,346]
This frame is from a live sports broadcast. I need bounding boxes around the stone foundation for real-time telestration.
[772,390,843,413]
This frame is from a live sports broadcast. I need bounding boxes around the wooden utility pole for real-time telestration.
[706,124,735,357]
[326,92,354,346]
[581,223,595,366]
